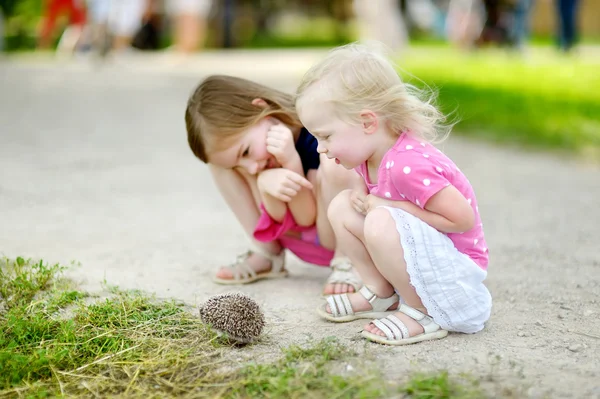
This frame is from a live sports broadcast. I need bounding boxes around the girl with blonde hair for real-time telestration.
[185,75,361,295]
[296,43,492,345]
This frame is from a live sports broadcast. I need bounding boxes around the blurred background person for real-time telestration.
[510,0,535,51]
[167,0,213,54]
[446,0,485,49]
[108,0,146,51]
[353,0,408,53]
[555,0,581,52]
[38,0,87,51]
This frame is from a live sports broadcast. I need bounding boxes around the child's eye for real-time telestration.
[242,147,249,157]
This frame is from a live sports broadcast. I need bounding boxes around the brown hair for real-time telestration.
[185,75,303,163]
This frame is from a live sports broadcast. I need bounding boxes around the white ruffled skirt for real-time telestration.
[380,206,492,333]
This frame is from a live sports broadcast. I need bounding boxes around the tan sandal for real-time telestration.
[361,304,448,345]
[316,286,399,322]
[212,246,287,285]
[322,257,363,295]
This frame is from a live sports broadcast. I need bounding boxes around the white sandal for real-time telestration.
[212,245,287,285]
[316,286,399,322]
[361,304,448,345]
[322,257,362,295]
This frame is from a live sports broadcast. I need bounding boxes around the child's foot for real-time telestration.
[316,286,399,322]
[322,257,362,295]
[215,252,272,280]
[361,304,448,345]
[324,291,397,315]
[213,249,287,284]
[363,311,424,337]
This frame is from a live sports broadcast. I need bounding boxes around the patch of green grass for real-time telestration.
[400,47,600,155]
[0,257,488,398]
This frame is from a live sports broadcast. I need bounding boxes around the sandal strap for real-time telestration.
[223,251,257,281]
[249,244,286,273]
[326,257,362,290]
[398,304,441,334]
[359,286,399,311]
[373,315,410,340]
[327,293,354,317]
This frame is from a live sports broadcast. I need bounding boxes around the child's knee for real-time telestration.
[327,189,353,224]
[363,207,398,246]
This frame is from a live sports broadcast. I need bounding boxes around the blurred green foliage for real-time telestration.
[402,47,600,155]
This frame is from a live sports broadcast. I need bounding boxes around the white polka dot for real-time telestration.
[390,161,395,167]
[416,199,421,207]
[385,192,391,198]
[423,153,429,158]
[435,166,443,173]
[484,247,488,253]
[403,166,411,174]
[444,182,450,187]
[386,161,390,169]
[400,193,406,198]
[423,179,431,186]
[405,145,413,150]
[420,142,426,147]
[474,239,479,245]
[467,198,472,204]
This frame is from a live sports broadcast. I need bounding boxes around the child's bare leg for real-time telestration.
[315,157,363,294]
[362,207,427,337]
[209,165,281,279]
[325,190,397,311]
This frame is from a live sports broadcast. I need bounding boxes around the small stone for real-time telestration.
[535,320,544,327]
[452,347,460,352]
[517,331,525,337]
[583,310,595,317]
[517,325,523,330]
[568,344,584,352]
[557,314,565,320]
[346,364,354,372]
[560,304,572,310]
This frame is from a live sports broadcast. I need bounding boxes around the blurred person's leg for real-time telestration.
[353,0,407,53]
[511,0,533,50]
[168,0,213,53]
[556,0,580,52]
[88,0,111,54]
[56,0,87,53]
[39,0,62,49]
[108,0,146,51]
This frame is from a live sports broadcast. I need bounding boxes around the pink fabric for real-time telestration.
[355,132,489,269]
[253,204,334,266]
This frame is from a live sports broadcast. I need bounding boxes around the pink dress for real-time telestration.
[253,204,334,266]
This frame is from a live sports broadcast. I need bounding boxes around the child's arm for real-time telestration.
[264,124,317,227]
[365,186,474,233]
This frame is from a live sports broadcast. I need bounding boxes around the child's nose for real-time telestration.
[316,142,327,153]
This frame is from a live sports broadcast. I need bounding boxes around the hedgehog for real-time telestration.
[199,292,265,344]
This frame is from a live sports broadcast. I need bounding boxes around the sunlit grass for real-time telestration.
[0,256,489,398]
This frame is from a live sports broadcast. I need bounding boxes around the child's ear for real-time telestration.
[251,98,269,108]
[360,110,378,134]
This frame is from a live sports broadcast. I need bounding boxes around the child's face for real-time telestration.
[209,117,281,174]
[297,95,374,170]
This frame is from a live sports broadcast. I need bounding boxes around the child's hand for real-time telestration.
[266,124,300,168]
[257,168,313,202]
[350,178,369,215]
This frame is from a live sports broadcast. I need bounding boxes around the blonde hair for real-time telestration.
[185,75,303,163]
[296,42,451,143]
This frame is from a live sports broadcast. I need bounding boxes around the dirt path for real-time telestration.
[1,51,598,398]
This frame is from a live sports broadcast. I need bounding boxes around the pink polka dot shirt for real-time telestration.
[355,132,489,269]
